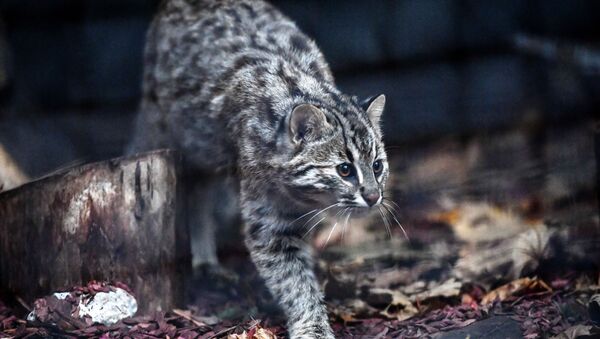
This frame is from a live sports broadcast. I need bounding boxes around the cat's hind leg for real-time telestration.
[188,174,240,284]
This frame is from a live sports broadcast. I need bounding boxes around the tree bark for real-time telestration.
[0,150,189,313]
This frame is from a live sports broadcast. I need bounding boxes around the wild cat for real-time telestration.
[127,0,389,337]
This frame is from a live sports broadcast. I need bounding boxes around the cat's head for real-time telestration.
[283,94,388,213]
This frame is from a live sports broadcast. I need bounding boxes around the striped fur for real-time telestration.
[128,1,388,337]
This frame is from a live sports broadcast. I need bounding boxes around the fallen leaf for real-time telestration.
[338,298,381,319]
[228,330,249,339]
[362,288,418,321]
[574,276,600,293]
[431,202,532,243]
[339,311,358,323]
[227,326,277,339]
[254,328,277,339]
[172,309,210,327]
[481,277,552,304]
[410,278,462,303]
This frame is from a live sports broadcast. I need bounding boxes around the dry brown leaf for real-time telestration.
[328,301,364,323]
[228,331,249,339]
[410,278,462,303]
[365,288,411,307]
[481,277,552,304]
[453,225,557,285]
[380,306,418,322]
[227,327,277,339]
[340,312,357,323]
[401,281,427,295]
[364,288,418,321]
[431,201,536,243]
[574,275,600,293]
[172,309,209,327]
[346,298,381,319]
[254,328,277,339]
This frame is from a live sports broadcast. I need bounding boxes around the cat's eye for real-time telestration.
[337,163,354,177]
[373,160,383,174]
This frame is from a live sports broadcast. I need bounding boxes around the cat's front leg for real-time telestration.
[244,222,334,339]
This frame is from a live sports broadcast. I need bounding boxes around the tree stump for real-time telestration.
[0,143,29,192]
[0,150,190,313]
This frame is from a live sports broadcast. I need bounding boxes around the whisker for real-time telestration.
[383,194,400,208]
[382,207,396,240]
[323,222,338,248]
[383,198,401,211]
[342,208,352,243]
[323,211,344,249]
[382,201,409,236]
[382,198,404,219]
[300,202,339,229]
[289,208,318,226]
[327,207,352,245]
[382,202,409,241]
[303,216,328,239]
[378,206,393,239]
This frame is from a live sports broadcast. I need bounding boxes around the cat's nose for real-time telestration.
[361,190,380,207]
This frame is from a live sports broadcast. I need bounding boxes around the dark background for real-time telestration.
[0,0,599,178]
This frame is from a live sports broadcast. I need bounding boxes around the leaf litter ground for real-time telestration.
[2,122,600,338]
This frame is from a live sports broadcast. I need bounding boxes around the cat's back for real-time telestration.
[131,0,288,167]
[131,0,332,170]
[149,0,296,98]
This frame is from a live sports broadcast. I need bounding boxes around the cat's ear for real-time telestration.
[362,94,386,126]
[289,104,329,144]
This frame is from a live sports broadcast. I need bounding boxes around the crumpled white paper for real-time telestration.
[27,287,137,325]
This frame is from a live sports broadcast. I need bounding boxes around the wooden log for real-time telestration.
[0,150,189,313]
[0,144,29,192]
[595,122,600,222]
